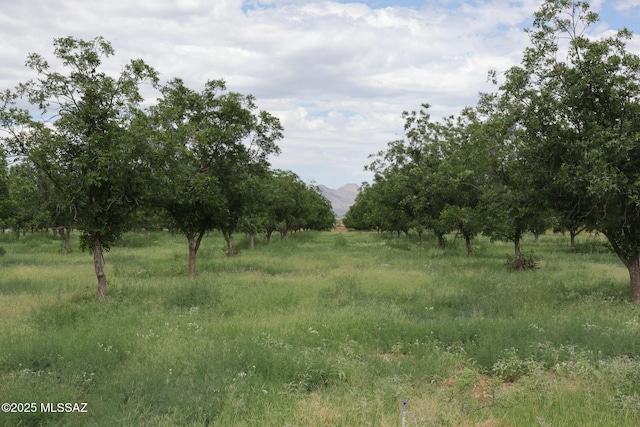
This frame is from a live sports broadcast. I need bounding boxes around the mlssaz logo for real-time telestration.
[40,403,88,413]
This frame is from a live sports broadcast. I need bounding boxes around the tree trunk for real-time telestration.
[94,237,107,301]
[570,230,577,247]
[603,231,640,302]
[188,235,197,277]
[59,226,71,254]
[65,227,72,253]
[187,232,204,277]
[250,234,255,250]
[513,233,524,271]
[224,232,234,257]
[628,256,640,302]
[465,234,473,257]
[437,233,445,249]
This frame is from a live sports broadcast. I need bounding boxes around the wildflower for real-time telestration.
[537,416,551,426]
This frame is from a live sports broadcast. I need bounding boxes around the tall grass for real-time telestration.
[0,230,639,426]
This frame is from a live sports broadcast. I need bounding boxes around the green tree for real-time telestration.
[302,183,336,231]
[150,78,282,274]
[0,149,13,232]
[475,93,549,265]
[6,161,76,252]
[0,36,159,300]
[497,0,640,296]
[365,110,428,240]
[435,109,487,256]
[260,171,334,239]
[366,105,461,246]
[263,170,310,239]
[6,162,50,236]
[399,105,452,245]
[343,183,377,231]
[216,120,282,257]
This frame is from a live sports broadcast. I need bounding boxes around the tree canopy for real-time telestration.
[497,0,640,297]
[0,36,331,295]
[346,0,640,299]
[149,78,283,275]
[0,36,159,300]
[5,1,640,303]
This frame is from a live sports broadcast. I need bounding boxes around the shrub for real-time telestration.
[492,347,544,381]
[506,252,539,271]
[0,246,5,256]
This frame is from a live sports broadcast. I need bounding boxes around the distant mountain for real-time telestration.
[317,183,359,216]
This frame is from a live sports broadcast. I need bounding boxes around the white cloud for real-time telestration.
[1,0,638,188]
[614,0,640,11]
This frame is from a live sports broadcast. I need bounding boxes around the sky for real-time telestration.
[1,0,639,189]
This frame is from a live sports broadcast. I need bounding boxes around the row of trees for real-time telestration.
[345,0,640,302]
[0,37,334,300]
[344,103,546,259]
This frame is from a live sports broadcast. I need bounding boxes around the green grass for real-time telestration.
[0,230,639,426]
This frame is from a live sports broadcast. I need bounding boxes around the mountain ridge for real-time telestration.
[317,183,359,216]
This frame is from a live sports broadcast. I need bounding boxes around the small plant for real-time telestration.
[537,416,552,426]
[492,347,544,381]
[505,252,539,271]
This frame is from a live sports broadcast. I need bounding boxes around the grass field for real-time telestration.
[0,230,639,426]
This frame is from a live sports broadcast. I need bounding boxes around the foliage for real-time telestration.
[5,162,68,236]
[347,1,640,301]
[0,149,14,231]
[505,252,539,271]
[0,36,330,291]
[262,170,335,240]
[149,78,283,272]
[493,0,640,300]
[342,182,386,232]
[0,36,159,300]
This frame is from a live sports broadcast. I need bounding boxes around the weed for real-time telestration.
[506,252,539,270]
[492,347,545,381]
